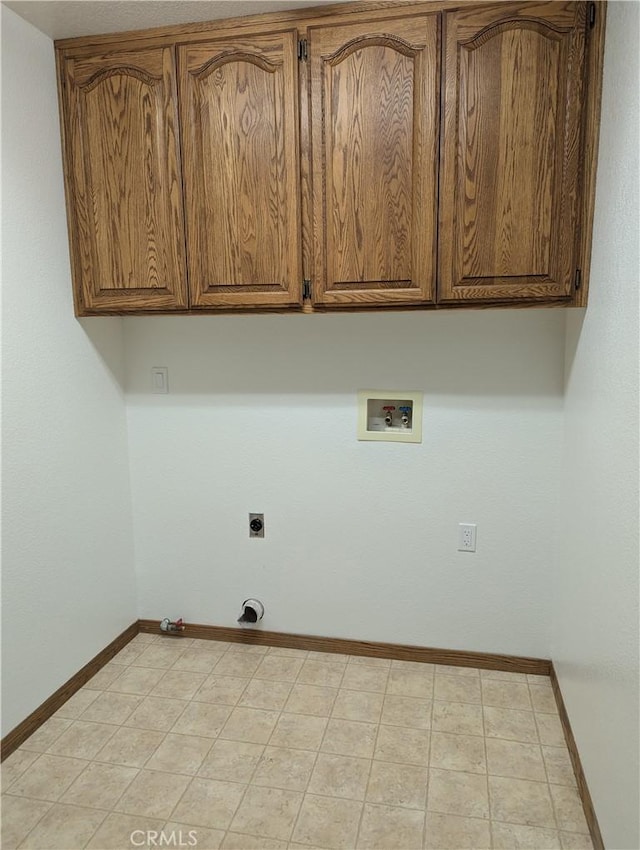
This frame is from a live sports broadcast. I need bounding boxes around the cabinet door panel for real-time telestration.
[440,2,586,302]
[179,32,301,308]
[61,48,187,313]
[310,15,439,306]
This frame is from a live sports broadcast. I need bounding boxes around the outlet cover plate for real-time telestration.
[458,523,477,552]
[151,366,168,394]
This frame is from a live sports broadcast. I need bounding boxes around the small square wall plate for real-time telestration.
[357,390,423,443]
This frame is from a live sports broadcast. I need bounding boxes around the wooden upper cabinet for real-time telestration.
[59,47,188,313]
[308,14,440,307]
[55,1,604,315]
[439,2,588,303]
[178,32,302,309]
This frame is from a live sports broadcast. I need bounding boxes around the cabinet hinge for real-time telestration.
[574,268,582,291]
[303,279,312,299]
[588,2,596,29]
[297,39,308,61]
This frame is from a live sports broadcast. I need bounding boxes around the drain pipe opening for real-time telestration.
[238,599,264,626]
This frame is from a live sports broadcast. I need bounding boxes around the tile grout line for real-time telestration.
[17,762,113,850]
[5,751,85,848]
[162,642,259,836]
[287,651,352,846]
[480,676,492,847]
[104,639,232,835]
[529,678,562,835]
[66,662,184,845]
[219,648,342,845]
[41,702,555,741]
[480,677,493,850]
[421,670,436,850]
[353,662,390,850]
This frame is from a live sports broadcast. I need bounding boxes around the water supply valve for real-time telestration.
[160,617,185,634]
[356,390,423,443]
[382,405,395,427]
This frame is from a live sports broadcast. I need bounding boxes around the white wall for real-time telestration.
[1,7,137,736]
[3,14,638,849]
[125,309,565,657]
[553,3,640,848]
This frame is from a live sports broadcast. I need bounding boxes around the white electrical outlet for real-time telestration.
[458,523,477,552]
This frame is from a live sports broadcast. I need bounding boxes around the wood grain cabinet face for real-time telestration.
[178,32,302,309]
[439,2,587,303]
[308,14,440,306]
[56,1,603,315]
[60,47,188,313]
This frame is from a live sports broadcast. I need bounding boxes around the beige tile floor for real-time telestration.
[1,633,593,850]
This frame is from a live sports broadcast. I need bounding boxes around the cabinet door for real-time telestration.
[179,32,302,309]
[309,14,439,306]
[439,2,587,303]
[60,47,187,313]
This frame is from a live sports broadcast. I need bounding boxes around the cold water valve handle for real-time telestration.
[399,406,411,428]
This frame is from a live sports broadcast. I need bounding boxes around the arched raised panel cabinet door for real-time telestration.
[178,32,302,309]
[439,2,587,303]
[60,48,188,314]
[309,14,439,306]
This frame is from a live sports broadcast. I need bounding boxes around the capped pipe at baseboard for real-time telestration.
[160,617,184,633]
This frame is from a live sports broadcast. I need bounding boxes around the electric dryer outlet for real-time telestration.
[249,513,264,538]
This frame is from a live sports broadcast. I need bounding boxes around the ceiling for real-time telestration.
[3,0,340,40]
